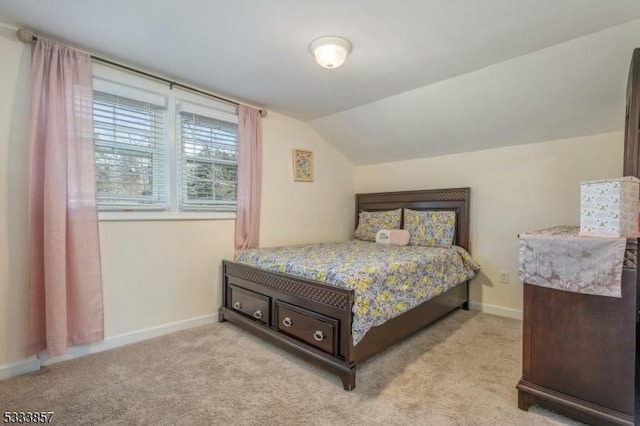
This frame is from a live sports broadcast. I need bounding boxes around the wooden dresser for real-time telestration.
[517,238,638,425]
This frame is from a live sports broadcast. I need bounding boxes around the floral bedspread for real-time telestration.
[234,240,480,345]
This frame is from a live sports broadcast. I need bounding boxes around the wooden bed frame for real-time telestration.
[219,187,471,390]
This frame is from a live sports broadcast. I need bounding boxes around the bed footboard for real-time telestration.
[220,260,357,389]
[220,260,468,390]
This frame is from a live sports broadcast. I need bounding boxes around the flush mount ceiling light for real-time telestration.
[309,36,352,69]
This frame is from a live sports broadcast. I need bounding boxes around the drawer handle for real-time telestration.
[253,310,263,319]
[233,301,242,310]
[313,331,325,341]
[282,317,292,327]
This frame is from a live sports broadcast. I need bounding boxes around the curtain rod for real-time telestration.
[16,28,267,117]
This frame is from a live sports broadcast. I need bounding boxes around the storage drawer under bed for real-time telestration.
[228,284,269,324]
[274,301,339,355]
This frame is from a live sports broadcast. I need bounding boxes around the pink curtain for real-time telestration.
[234,106,262,253]
[27,39,104,357]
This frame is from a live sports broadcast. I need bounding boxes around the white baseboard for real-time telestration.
[468,302,522,320]
[40,312,218,366]
[0,312,218,378]
[0,356,41,381]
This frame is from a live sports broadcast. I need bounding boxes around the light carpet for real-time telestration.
[0,310,584,425]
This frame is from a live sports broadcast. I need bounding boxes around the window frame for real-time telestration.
[93,63,238,221]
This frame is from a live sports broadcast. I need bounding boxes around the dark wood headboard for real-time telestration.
[355,188,470,251]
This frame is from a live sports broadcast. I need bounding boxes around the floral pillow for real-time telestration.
[403,209,456,248]
[354,209,402,242]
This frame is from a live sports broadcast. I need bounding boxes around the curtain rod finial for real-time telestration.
[17,28,35,43]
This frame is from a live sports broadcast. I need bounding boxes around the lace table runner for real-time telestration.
[518,226,626,297]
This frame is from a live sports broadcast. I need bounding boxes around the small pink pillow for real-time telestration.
[375,229,410,246]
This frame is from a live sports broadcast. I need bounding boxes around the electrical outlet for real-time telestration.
[499,271,510,284]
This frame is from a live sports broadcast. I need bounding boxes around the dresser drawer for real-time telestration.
[229,285,269,324]
[275,301,338,355]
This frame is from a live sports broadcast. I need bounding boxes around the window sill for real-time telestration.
[98,211,236,222]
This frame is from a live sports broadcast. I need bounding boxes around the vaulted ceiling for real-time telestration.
[1,1,639,164]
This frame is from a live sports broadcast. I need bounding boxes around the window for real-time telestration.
[92,65,238,218]
[178,106,238,211]
[94,91,167,210]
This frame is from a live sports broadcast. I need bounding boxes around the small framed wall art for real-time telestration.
[293,149,314,182]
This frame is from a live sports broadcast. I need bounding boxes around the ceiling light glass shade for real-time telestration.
[309,36,352,69]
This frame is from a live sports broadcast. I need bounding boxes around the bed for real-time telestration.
[219,187,476,390]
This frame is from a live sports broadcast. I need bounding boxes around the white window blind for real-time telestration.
[93,91,167,210]
[178,110,238,211]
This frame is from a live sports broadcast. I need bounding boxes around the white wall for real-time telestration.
[356,132,623,316]
[0,25,31,372]
[0,25,355,369]
[261,112,355,247]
